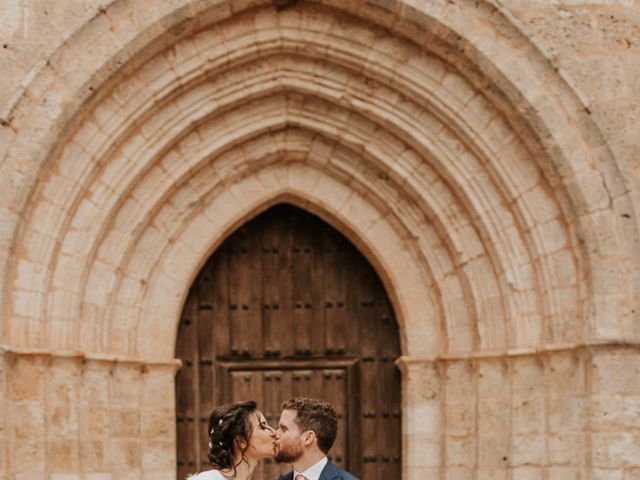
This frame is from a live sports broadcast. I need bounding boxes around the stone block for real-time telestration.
[477,358,510,399]
[511,434,546,466]
[49,438,79,472]
[590,394,624,430]
[444,465,474,480]
[512,356,544,398]
[111,407,141,437]
[109,438,141,471]
[529,218,567,255]
[548,433,586,466]
[597,12,640,52]
[48,404,79,436]
[142,408,175,438]
[445,400,476,436]
[109,364,142,406]
[546,351,586,395]
[512,395,545,435]
[8,356,46,401]
[476,468,508,480]
[142,366,175,408]
[403,361,441,403]
[590,468,624,480]
[549,394,587,433]
[622,396,640,428]
[592,433,640,467]
[141,440,175,470]
[13,438,45,471]
[591,352,640,395]
[478,434,510,467]
[478,400,511,437]
[407,401,442,435]
[445,360,475,399]
[445,436,476,467]
[142,472,174,480]
[12,401,45,438]
[405,466,441,480]
[548,467,580,480]
[80,406,109,437]
[0,436,5,472]
[405,434,441,468]
[510,466,544,480]
[79,439,108,471]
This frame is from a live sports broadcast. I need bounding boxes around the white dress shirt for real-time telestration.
[294,456,329,480]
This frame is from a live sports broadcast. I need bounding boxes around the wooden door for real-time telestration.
[175,204,401,480]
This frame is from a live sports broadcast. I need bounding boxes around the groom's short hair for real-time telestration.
[281,397,338,453]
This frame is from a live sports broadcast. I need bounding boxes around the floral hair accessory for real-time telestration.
[210,418,224,436]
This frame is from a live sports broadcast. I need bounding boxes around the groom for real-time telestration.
[272,397,358,480]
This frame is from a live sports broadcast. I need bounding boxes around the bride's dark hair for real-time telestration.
[207,400,257,477]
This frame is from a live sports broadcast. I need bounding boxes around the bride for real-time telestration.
[188,400,275,479]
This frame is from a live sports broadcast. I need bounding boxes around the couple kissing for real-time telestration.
[187,397,358,480]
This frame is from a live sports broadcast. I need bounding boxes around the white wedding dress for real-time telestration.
[187,470,226,480]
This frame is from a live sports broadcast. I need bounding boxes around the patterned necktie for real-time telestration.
[295,476,307,480]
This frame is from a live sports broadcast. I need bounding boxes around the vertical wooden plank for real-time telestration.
[176,290,198,479]
[345,255,365,355]
[291,369,312,397]
[197,263,216,468]
[310,215,326,356]
[213,244,230,358]
[378,293,401,477]
[321,369,348,469]
[358,266,380,480]
[323,228,346,354]
[228,231,243,356]
[291,211,314,355]
[263,369,287,480]
[237,228,256,356]
[278,209,294,357]
[262,214,283,357]
[306,369,323,399]
[247,220,263,357]
[346,362,362,477]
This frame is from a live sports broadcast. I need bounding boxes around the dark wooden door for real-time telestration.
[175,204,401,480]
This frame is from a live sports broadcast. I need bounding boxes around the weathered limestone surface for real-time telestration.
[0,348,179,479]
[0,0,639,478]
[400,346,640,479]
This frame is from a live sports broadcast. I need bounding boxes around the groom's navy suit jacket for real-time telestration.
[276,461,359,480]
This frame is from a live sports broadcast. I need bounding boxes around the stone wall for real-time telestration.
[0,348,178,479]
[401,345,640,479]
[1,1,636,201]
[0,0,639,479]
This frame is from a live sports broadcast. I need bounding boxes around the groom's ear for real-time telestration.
[302,430,316,446]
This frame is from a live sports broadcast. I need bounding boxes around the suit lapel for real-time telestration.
[318,461,340,480]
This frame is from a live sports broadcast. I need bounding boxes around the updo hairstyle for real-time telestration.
[207,400,257,476]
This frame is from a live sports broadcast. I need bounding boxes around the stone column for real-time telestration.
[396,356,443,480]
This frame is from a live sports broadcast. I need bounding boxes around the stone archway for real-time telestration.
[0,1,637,479]
[175,203,403,480]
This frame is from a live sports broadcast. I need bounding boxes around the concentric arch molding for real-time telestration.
[0,0,635,361]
